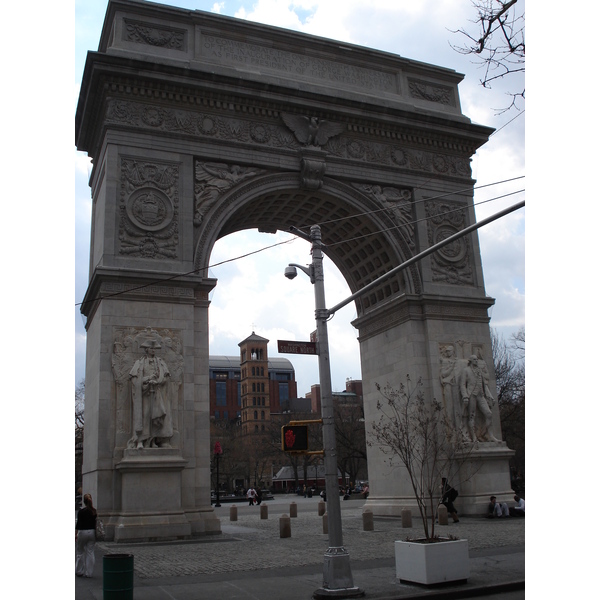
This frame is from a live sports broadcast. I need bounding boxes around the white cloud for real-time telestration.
[75,0,524,391]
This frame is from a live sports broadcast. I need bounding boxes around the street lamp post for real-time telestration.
[287,224,363,599]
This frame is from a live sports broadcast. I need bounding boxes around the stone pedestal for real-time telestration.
[113,449,190,542]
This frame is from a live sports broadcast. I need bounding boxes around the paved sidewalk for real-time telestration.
[75,497,524,599]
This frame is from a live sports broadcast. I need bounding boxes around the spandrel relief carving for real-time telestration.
[194,162,265,225]
[118,160,179,259]
[354,184,415,251]
[425,200,474,285]
[438,342,500,444]
[112,327,184,451]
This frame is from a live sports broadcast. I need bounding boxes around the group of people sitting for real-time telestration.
[487,494,525,518]
[440,478,525,521]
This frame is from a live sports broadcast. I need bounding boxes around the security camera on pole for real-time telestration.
[286,224,363,599]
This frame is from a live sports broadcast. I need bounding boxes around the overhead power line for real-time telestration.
[76,176,524,309]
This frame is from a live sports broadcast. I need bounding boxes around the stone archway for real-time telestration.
[76,0,513,541]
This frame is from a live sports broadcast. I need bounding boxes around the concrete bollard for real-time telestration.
[318,500,326,516]
[401,508,412,528]
[289,502,297,518]
[279,514,291,538]
[322,513,328,534]
[260,504,268,520]
[437,505,448,526]
[362,509,374,531]
[230,505,238,522]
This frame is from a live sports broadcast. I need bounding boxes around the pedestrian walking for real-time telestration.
[75,493,97,577]
[441,478,460,522]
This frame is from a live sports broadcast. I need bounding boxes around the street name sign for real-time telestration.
[277,340,317,355]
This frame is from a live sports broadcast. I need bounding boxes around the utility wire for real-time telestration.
[76,177,523,309]
[75,237,297,309]
[304,175,524,233]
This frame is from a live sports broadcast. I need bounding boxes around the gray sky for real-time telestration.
[75,0,525,397]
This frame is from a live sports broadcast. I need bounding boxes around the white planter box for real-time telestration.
[395,538,470,586]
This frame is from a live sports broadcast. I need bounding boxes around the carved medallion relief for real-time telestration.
[425,200,474,286]
[118,159,180,259]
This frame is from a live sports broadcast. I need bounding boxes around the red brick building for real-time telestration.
[209,332,297,426]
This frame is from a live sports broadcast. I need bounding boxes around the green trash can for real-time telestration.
[103,553,134,600]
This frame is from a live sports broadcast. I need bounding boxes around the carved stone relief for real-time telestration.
[194,162,266,225]
[408,79,454,106]
[353,184,415,251]
[112,327,184,451]
[425,200,474,285]
[123,19,186,50]
[105,98,472,178]
[118,159,180,259]
[438,342,499,444]
[281,113,346,148]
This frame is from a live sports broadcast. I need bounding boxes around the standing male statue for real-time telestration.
[128,338,173,449]
[459,354,500,443]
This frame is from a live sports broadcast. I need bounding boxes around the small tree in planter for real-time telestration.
[370,376,476,540]
[370,376,477,584]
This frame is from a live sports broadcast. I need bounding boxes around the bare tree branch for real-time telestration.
[450,0,525,111]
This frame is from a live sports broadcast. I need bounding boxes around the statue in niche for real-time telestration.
[128,337,173,449]
[458,355,500,443]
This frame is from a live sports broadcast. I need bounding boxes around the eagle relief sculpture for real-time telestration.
[281,113,346,148]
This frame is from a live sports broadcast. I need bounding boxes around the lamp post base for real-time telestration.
[313,548,364,599]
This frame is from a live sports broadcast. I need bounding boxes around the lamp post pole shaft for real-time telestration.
[310,225,362,598]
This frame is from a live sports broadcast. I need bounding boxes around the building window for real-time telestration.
[237,383,241,406]
[216,382,227,406]
[254,410,258,420]
[279,383,289,402]
[215,410,220,419]
[224,411,229,420]
[261,411,265,420]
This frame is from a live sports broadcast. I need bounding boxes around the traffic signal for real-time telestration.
[281,425,309,452]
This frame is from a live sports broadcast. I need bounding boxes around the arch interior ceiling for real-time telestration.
[218,188,406,316]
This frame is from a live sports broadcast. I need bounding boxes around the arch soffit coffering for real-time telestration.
[194,173,420,316]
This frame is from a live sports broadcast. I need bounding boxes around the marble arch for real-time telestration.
[76,0,514,541]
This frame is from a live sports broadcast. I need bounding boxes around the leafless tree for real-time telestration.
[333,401,368,487]
[370,377,475,541]
[75,380,85,493]
[491,327,525,489]
[451,0,525,112]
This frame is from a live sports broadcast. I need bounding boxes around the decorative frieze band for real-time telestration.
[106,99,472,178]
